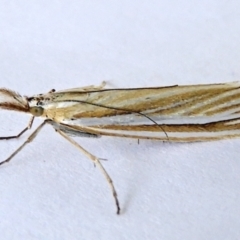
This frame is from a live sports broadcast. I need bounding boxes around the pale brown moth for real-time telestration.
[1,81,240,214]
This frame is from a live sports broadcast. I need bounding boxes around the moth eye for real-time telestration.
[30,106,44,116]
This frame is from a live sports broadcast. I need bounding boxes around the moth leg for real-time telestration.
[57,129,120,215]
[77,81,107,91]
[0,121,46,166]
[0,116,35,140]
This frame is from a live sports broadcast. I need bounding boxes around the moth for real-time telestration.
[1,81,240,214]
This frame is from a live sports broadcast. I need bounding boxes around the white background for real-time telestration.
[1,1,240,239]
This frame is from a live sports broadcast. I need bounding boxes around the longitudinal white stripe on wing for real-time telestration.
[142,88,240,117]
[201,92,240,114]
[64,112,240,126]
[44,102,77,109]
[225,119,240,125]
[78,127,240,141]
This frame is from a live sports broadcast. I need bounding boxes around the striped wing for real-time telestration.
[32,82,240,141]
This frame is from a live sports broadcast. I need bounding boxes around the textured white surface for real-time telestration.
[1,1,240,239]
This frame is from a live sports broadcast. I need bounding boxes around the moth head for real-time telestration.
[29,106,44,116]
